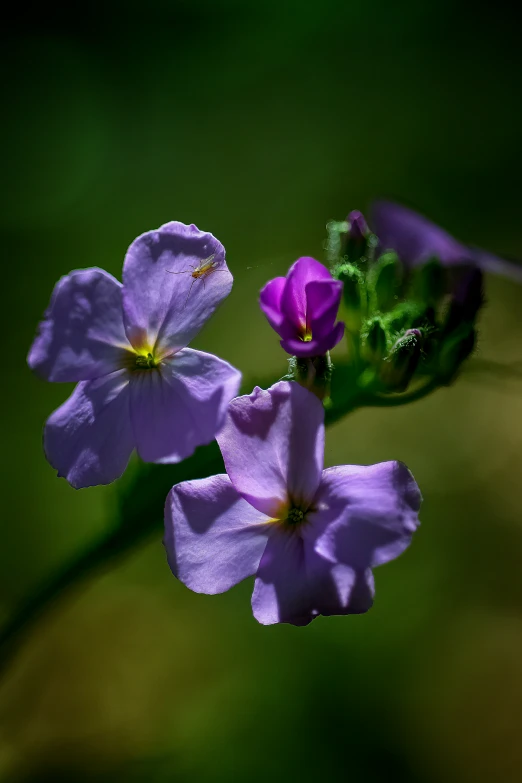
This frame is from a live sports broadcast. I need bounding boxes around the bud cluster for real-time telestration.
[327,212,484,398]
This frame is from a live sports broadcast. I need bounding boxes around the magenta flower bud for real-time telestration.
[259,257,345,358]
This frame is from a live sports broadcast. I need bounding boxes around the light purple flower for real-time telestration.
[371,200,522,282]
[28,222,241,488]
[259,257,345,357]
[164,381,421,626]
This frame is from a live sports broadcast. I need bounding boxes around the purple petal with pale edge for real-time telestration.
[28,269,132,382]
[281,257,333,328]
[217,381,324,517]
[251,529,374,626]
[44,370,134,488]
[313,462,421,569]
[122,222,232,356]
[371,201,469,266]
[280,321,345,358]
[164,474,271,594]
[130,348,241,464]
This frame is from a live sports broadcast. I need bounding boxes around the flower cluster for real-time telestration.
[260,202,506,402]
[30,201,513,625]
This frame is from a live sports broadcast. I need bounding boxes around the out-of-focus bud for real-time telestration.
[335,262,367,332]
[339,210,372,263]
[438,324,476,384]
[369,252,403,312]
[413,258,447,306]
[380,328,423,392]
[444,266,484,332]
[361,316,387,364]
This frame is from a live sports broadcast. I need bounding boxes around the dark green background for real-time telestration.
[1,2,522,781]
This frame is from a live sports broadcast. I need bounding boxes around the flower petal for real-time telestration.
[130,348,241,464]
[313,462,421,569]
[305,279,343,327]
[371,201,469,266]
[372,200,522,281]
[280,321,345,358]
[259,277,287,332]
[216,381,324,516]
[44,370,134,488]
[251,530,374,626]
[28,269,132,382]
[165,474,271,594]
[122,222,233,355]
[281,257,333,327]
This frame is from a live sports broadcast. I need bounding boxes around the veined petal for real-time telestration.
[313,462,421,569]
[251,530,374,626]
[44,370,134,488]
[122,222,232,356]
[281,257,333,327]
[165,474,271,594]
[216,381,324,517]
[130,348,241,464]
[28,269,132,382]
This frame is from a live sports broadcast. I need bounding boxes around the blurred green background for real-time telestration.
[2,1,522,780]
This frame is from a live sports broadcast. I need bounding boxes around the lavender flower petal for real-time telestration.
[371,200,522,281]
[251,529,374,626]
[28,269,132,382]
[313,462,421,569]
[130,348,241,464]
[122,222,233,355]
[217,381,324,517]
[44,370,134,488]
[165,474,271,594]
[371,201,470,266]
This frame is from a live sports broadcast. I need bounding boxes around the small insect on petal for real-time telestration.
[166,254,229,307]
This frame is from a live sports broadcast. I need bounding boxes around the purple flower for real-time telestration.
[371,200,522,282]
[259,257,345,357]
[28,222,242,488]
[164,381,421,626]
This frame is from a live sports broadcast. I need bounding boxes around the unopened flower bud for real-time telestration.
[381,328,422,392]
[362,317,387,364]
[444,267,484,332]
[438,325,476,383]
[413,258,446,306]
[335,262,367,332]
[338,210,372,263]
[369,252,403,312]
